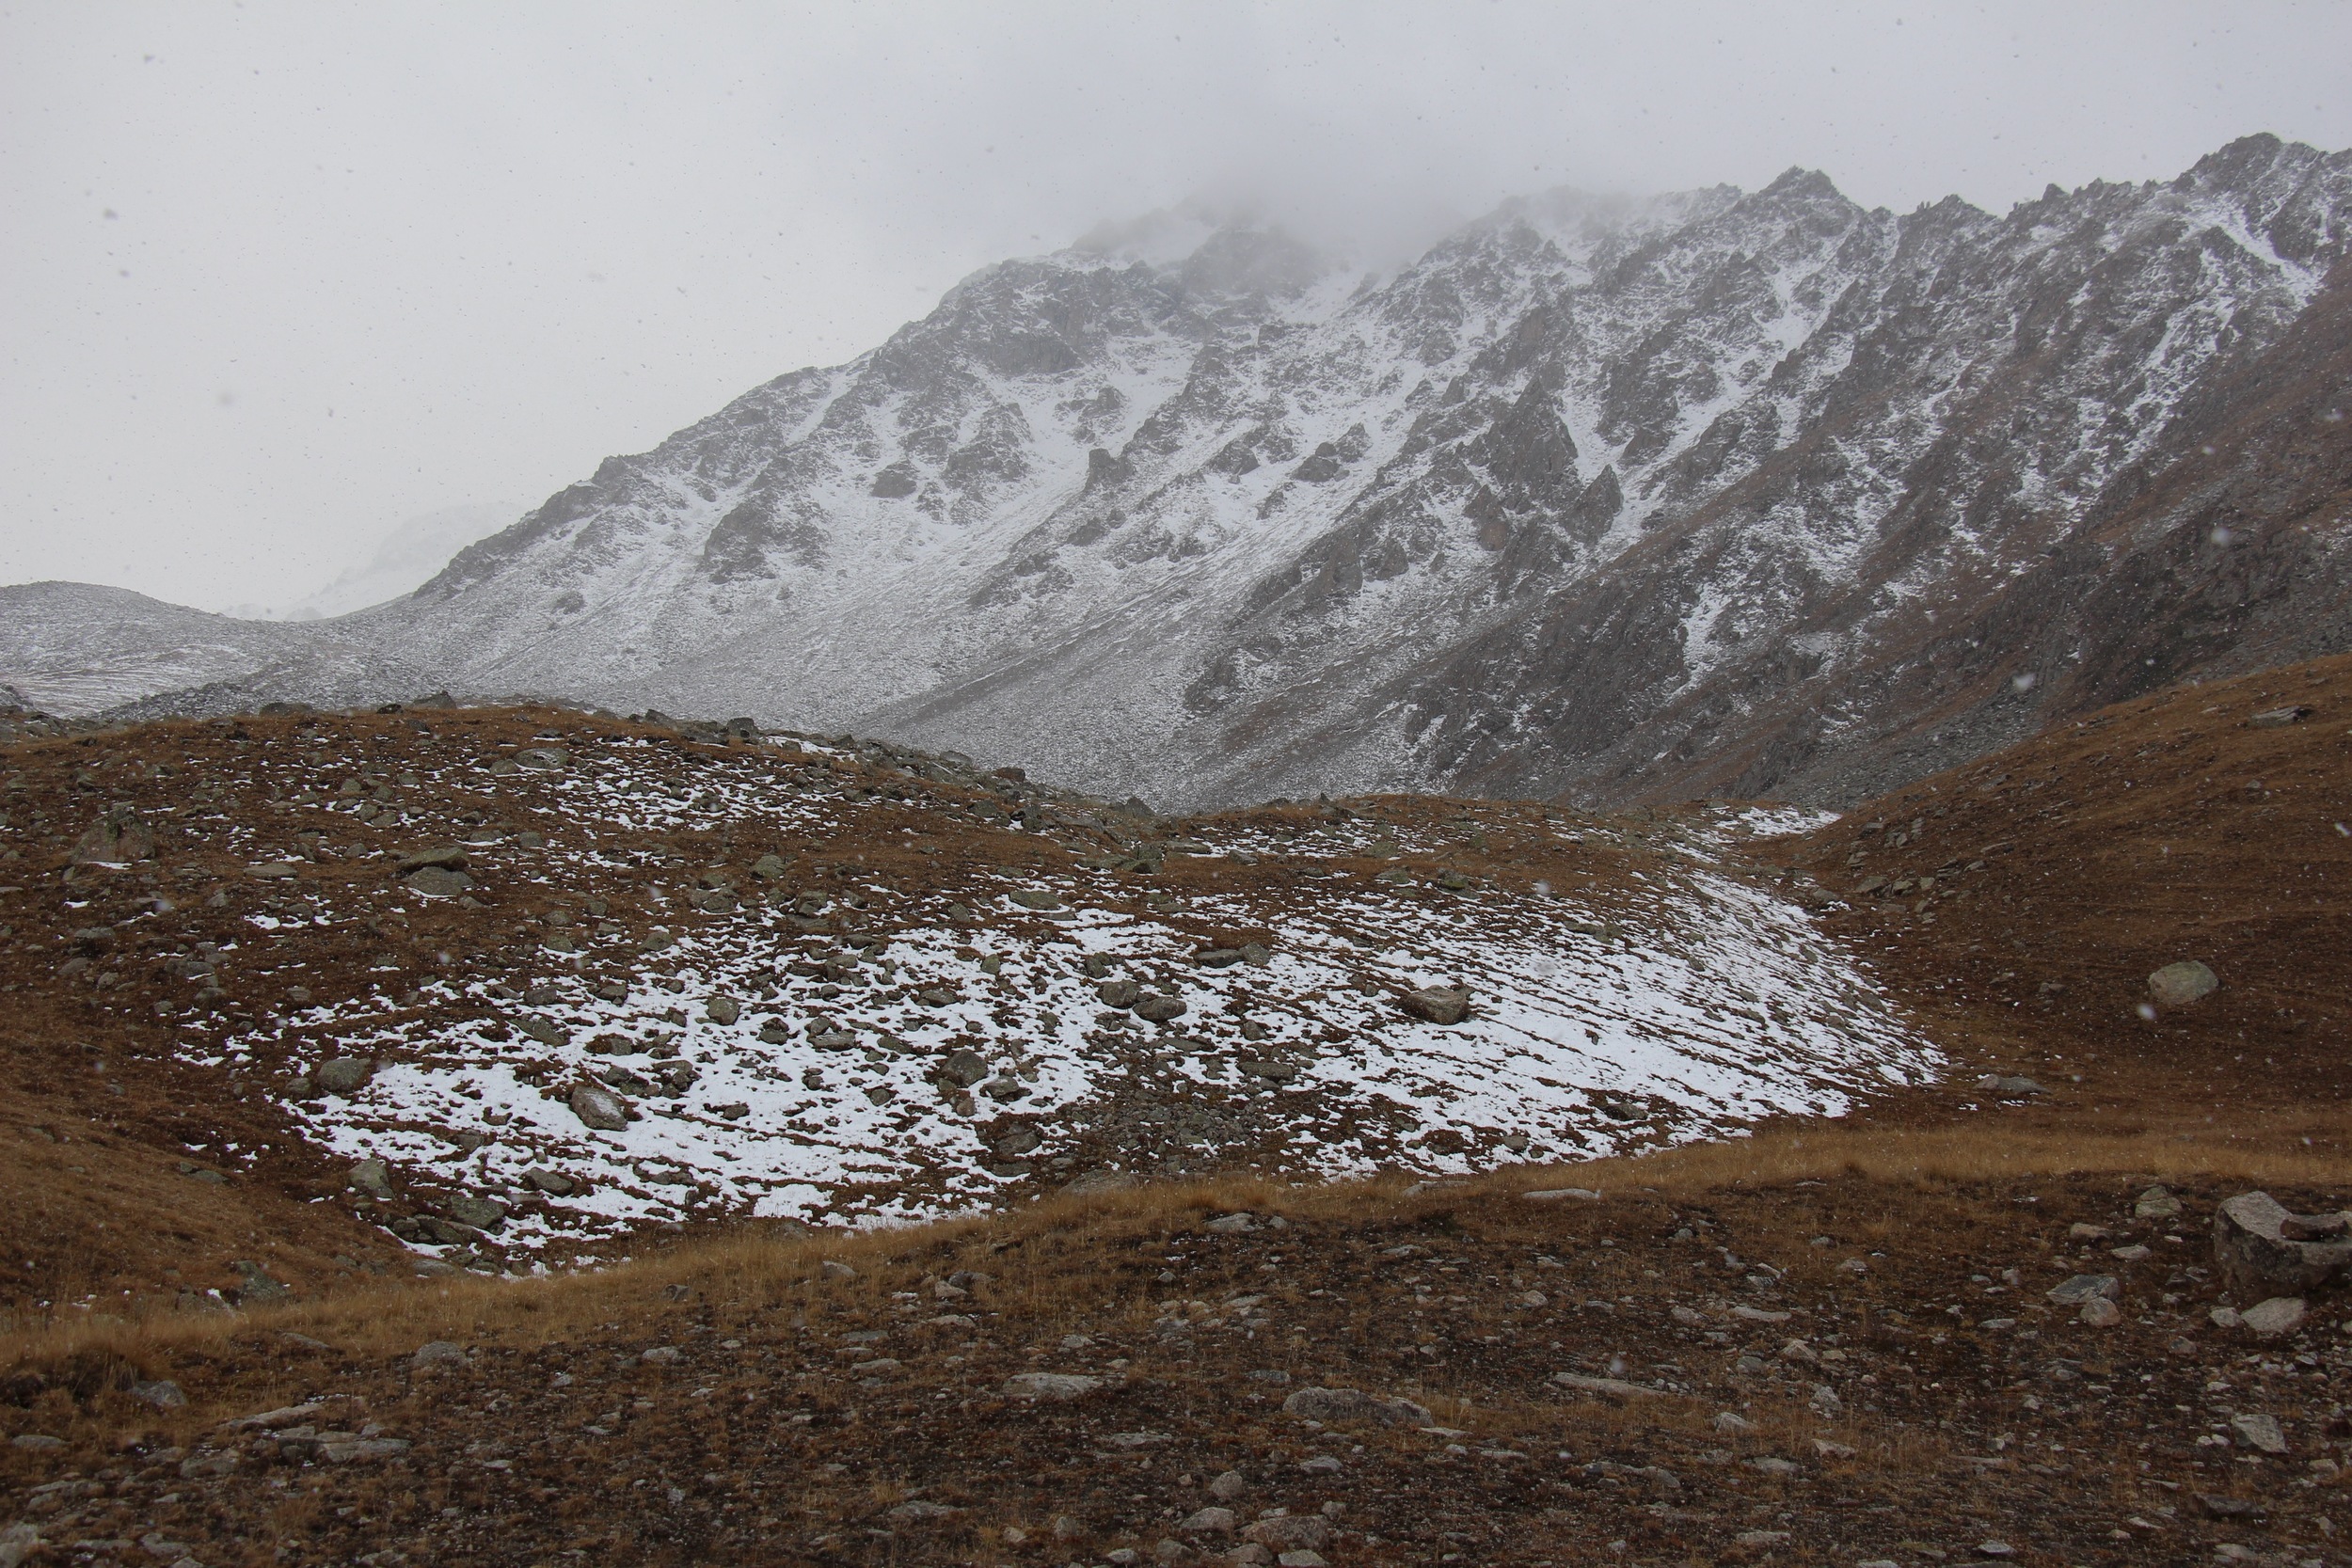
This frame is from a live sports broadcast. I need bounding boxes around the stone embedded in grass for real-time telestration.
[1279,1386,1432,1427]
[2148,960,2219,1006]
[411,1340,469,1370]
[403,863,472,896]
[1003,1371,1102,1402]
[2045,1274,2121,1306]
[322,1437,412,1464]
[819,1259,857,1281]
[2135,1184,2184,1220]
[130,1379,186,1408]
[1976,1074,2047,1098]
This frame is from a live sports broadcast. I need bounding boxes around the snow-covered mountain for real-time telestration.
[15,135,2352,808]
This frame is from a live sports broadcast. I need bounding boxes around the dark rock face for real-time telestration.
[21,138,2352,812]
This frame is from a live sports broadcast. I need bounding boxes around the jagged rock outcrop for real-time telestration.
[12,137,2351,810]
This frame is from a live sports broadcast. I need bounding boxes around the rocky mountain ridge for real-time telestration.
[8,134,2349,811]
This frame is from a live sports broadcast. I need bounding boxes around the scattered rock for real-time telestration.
[2231,1411,2288,1454]
[2135,1185,2184,1220]
[1279,1386,1433,1427]
[396,846,469,874]
[322,1437,412,1464]
[348,1157,395,1199]
[937,1050,990,1088]
[1208,1470,1248,1500]
[991,1125,1042,1158]
[1003,1372,1102,1402]
[1524,1187,1602,1203]
[71,805,155,864]
[2147,960,2219,1006]
[411,1340,469,1370]
[2195,1493,2269,1520]
[1241,1516,1329,1553]
[706,995,740,1025]
[1133,993,1188,1023]
[444,1194,509,1233]
[2079,1296,2122,1327]
[1179,1506,1237,1534]
[1553,1373,1665,1401]
[2044,1275,2121,1306]
[2240,1296,2308,1338]
[314,1056,375,1095]
[886,1500,961,1522]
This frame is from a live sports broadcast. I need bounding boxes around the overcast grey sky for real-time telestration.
[5,1,2347,613]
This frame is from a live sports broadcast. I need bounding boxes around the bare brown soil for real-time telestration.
[1786,649,2352,1127]
[0,658,2348,1566]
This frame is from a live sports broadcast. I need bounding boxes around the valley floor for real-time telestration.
[1,654,2346,1566]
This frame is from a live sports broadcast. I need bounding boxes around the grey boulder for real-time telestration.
[2215,1191,2352,1293]
[569,1084,630,1131]
[1279,1386,1433,1427]
[2148,960,2220,1006]
[1401,987,1470,1025]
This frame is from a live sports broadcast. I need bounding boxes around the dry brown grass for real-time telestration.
[12,1108,2344,1403]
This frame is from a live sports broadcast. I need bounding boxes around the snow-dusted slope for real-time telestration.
[30,135,2352,809]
